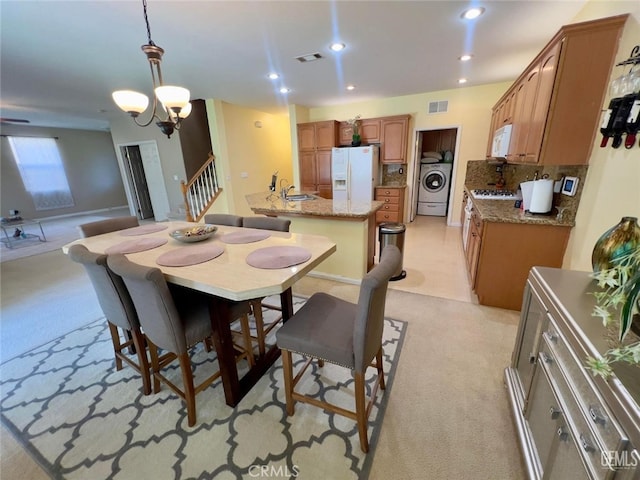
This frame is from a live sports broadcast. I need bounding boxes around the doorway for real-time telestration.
[121,145,154,219]
[409,127,459,224]
[116,141,171,221]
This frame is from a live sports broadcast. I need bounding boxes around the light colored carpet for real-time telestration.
[0,248,526,479]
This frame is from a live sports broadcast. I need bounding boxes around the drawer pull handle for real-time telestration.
[540,352,553,364]
[589,406,607,426]
[549,406,561,420]
[557,427,569,442]
[546,331,558,343]
[580,434,596,453]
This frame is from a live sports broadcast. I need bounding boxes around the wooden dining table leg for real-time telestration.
[207,297,241,407]
[280,288,294,322]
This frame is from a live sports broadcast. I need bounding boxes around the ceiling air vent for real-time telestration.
[295,53,323,63]
[428,100,448,114]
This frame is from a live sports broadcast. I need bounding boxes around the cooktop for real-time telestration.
[471,189,522,200]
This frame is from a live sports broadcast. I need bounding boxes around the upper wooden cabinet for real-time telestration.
[338,119,382,146]
[380,115,410,164]
[296,120,338,198]
[337,114,410,163]
[488,15,627,165]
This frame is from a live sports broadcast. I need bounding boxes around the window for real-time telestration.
[7,136,74,210]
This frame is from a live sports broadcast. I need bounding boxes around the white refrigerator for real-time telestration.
[331,146,379,201]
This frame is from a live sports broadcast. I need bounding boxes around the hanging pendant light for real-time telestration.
[112,0,190,138]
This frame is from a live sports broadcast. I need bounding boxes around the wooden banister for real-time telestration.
[180,152,222,222]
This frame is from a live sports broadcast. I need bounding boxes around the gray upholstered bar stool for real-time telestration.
[242,216,292,357]
[78,216,139,238]
[107,253,255,427]
[276,245,401,453]
[242,216,290,232]
[68,244,151,395]
[203,213,243,227]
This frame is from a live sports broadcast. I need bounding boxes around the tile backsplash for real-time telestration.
[381,164,408,185]
[465,160,588,224]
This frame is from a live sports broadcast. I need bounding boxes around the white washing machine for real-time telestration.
[417,163,452,216]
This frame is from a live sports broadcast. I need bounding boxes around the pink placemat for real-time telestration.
[105,238,168,254]
[119,224,168,236]
[246,246,312,269]
[156,244,225,267]
[221,230,271,244]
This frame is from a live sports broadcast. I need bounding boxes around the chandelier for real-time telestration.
[112,0,191,139]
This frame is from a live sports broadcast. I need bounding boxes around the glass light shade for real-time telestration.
[155,86,190,109]
[163,101,192,120]
[112,90,149,114]
[178,102,192,118]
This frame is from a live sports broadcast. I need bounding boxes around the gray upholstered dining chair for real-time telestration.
[78,216,140,238]
[203,213,243,227]
[275,245,401,453]
[107,253,255,427]
[68,244,151,395]
[242,216,290,232]
[242,216,291,357]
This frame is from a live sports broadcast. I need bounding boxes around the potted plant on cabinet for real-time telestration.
[586,245,640,378]
[347,114,361,146]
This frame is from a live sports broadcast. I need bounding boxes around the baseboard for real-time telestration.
[35,206,129,222]
[307,270,361,285]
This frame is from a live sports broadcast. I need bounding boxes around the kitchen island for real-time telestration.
[246,192,384,281]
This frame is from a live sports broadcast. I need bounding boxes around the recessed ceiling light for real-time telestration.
[279,87,290,94]
[458,78,468,84]
[347,85,356,91]
[459,54,473,62]
[330,42,346,52]
[268,73,279,80]
[461,7,485,20]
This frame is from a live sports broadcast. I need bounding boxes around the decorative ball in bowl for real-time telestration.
[169,224,218,243]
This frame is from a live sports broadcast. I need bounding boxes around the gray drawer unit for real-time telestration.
[504,267,640,480]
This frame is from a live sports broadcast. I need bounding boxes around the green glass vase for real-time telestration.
[591,216,640,272]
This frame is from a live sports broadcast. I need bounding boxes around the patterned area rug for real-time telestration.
[0,298,406,479]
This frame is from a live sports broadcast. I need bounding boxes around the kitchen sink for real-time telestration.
[285,194,317,201]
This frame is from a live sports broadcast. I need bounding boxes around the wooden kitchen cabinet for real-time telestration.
[487,15,626,165]
[338,118,383,146]
[297,120,338,198]
[465,211,483,287]
[471,220,571,310]
[380,115,410,164]
[374,186,405,224]
[422,128,456,155]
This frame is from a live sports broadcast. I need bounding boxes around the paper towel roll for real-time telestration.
[529,179,554,213]
[520,181,534,211]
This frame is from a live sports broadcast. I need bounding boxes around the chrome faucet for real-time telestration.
[279,179,295,198]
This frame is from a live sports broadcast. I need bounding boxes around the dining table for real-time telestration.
[62,220,336,407]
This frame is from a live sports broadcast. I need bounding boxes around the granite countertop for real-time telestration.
[376,183,407,189]
[465,187,575,227]
[246,192,384,219]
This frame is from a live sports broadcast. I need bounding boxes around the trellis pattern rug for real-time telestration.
[0,299,406,479]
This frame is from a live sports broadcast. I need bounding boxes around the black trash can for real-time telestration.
[378,222,406,281]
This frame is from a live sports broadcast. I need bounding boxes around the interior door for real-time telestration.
[122,146,154,219]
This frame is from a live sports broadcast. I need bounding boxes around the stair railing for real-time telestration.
[180,152,222,222]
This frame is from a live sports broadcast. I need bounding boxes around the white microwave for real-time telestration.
[491,124,513,158]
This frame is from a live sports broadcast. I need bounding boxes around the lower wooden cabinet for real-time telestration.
[374,186,405,224]
[470,220,570,311]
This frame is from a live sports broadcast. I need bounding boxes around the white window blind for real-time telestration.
[7,136,75,210]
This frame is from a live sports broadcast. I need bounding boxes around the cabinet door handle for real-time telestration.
[589,406,607,426]
[580,434,596,453]
[557,427,569,442]
[540,352,553,364]
[529,354,537,364]
[549,406,561,420]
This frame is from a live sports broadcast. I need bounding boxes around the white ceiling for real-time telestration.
[0,0,598,131]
